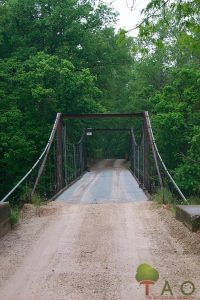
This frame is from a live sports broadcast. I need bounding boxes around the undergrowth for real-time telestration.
[9,208,20,228]
[187,197,200,205]
[153,188,176,213]
[31,194,43,216]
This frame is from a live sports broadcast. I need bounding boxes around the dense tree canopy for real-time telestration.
[0,0,200,199]
[136,0,200,196]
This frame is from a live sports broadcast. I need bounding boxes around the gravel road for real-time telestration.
[0,160,200,300]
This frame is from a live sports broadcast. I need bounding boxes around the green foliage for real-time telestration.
[32,194,42,208]
[32,194,43,216]
[0,51,104,200]
[86,130,130,159]
[0,0,135,203]
[153,188,177,213]
[130,0,200,197]
[187,197,200,205]
[136,264,159,283]
[9,208,20,227]
[0,0,200,201]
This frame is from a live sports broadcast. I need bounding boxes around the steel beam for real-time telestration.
[86,128,131,132]
[61,113,144,119]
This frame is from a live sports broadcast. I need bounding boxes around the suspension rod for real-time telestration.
[145,112,188,203]
[1,113,61,202]
[31,113,62,196]
[144,113,164,190]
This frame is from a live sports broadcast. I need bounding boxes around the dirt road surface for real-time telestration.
[0,160,200,300]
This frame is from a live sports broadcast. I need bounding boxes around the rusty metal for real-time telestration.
[62,113,144,119]
[143,121,150,190]
[63,128,85,188]
[31,113,61,197]
[56,117,63,192]
[144,112,163,190]
[129,121,163,193]
[3,110,187,205]
[63,124,67,185]
[86,128,131,132]
[145,111,187,202]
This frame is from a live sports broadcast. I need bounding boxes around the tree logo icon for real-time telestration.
[136,263,159,296]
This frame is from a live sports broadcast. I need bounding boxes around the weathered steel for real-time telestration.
[144,112,163,191]
[56,118,64,192]
[31,113,62,197]
[86,128,131,132]
[1,113,61,202]
[145,111,187,203]
[62,113,144,119]
[63,124,67,185]
[3,110,187,205]
[143,121,150,190]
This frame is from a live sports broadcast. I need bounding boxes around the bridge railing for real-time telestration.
[129,112,188,204]
[0,113,61,206]
[31,119,87,200]
[1,111,187,206]
[64,133,87,186]
[0,113,87,206]
[145,112,188,204]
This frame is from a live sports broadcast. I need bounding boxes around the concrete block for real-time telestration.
[0,218,11,238]
[0,202,11,238]
[0,202,10,221]
[176,205,200,232]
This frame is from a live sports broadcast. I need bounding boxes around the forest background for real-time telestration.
[0,0,200,200]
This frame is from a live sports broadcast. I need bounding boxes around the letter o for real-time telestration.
[181,281,195,296]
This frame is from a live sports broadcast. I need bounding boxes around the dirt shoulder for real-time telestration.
[0,201,200,300]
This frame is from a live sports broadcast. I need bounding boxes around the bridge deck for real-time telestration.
[56,159,148,203]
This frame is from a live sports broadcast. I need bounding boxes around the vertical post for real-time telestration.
[143,118,150,191]
[142,136,144,185]
[56,116,63,191]
[63,123,67,186]
[73,145,77,179]
[80,143,83,174]
[133,144,136,175]
[83,135,87,170]
[138,146,140,180]
[130,137,133,171]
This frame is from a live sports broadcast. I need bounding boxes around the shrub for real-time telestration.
[153,187,174,204]
[9,208,20,228]
[31,194,43,216]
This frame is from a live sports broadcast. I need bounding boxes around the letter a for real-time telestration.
[161,281,173,296]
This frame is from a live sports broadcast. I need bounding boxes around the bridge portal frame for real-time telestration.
[56,112,151,192]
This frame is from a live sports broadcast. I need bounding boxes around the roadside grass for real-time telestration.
[31,194,43,216]
[153,188,200,216]
[9,208,20,228]
[153,188,176,214]
[20,186,32,205]
[187,197,200,205]
[153,187,174,204]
